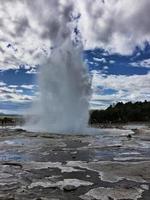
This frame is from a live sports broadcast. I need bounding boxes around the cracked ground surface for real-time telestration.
[0,126,150,200]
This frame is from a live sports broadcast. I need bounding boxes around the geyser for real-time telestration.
[27,2,91,133]
[36,39,91,133]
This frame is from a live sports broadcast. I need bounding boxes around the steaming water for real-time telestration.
[24,2,129,135]
[26,39,134,136]
[37,39,91,133]
[26,36,92,134]
[23,1,95,134]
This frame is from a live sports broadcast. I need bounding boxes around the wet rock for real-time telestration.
[2,162,23,169]
[0,197,15,200]
[80,186,144,200]
[108,197,114,200]
[15,128,26,132]
[72,155,76,159]
[63,184,77,192]
[34,198,50,200]
[0,128,150,199]
[0,181,19,191]
[141,184,149,190]
[127,134,132,139]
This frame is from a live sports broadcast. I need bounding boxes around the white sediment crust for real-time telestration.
[0,173,13,179]
[118,152,141,155]
[23,161,82,173]
[140,184,149,190]
[67,160,150,183]
[123,124,149,129]
[99,128,134,136]
[113,156,149,161]
[80,186,144,200]
[28,178,93,190]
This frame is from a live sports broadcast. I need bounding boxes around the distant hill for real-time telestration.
[0,113,16,116]
[0,113,22,118]
[89,101,150,124]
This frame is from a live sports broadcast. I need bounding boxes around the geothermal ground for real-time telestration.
[0,125,150,200]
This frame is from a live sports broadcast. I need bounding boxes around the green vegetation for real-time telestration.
[89,101,150,124]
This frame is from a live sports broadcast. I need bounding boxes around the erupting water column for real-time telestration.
[37,39,91,133]
[28,4,91,133]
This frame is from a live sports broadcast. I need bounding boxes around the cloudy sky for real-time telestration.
[0,0,150,114]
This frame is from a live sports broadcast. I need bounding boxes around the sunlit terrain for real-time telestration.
[0,125,150,199]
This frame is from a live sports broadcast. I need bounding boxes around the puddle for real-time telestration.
[0,152,28,161]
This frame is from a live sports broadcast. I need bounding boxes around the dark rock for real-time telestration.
[15,128,26,132]
[63,185,77,192]
[2,162,23,169]
[72,155,76,159]
[127,134,132,139]
[108,197,114,200]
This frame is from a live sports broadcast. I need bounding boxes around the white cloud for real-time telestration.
[20,84,35,89]
[92,72,150,92]
[93,57,106,63]
[90,72,150,109]
[26,68,38,74]
[0,0,150,71]
[0,0,150,112]
[77,0,150,54]
[0,82,6,86]
[109,60,115,64]
[131,58,150,68]
[0,84,34,103]
[9,85,18,88]
[103,66,108,70]
[0,0,61,70]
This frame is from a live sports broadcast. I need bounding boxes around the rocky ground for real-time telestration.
[0,125,150,200]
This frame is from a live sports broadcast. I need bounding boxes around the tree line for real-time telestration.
[89,101,150,124]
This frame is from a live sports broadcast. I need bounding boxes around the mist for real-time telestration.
[25,1,91,133]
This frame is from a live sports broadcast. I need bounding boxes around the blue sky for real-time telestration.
[0,0,150,114]
[0,44,150,113]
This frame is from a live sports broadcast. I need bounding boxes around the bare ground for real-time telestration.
[0,126,150,200]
